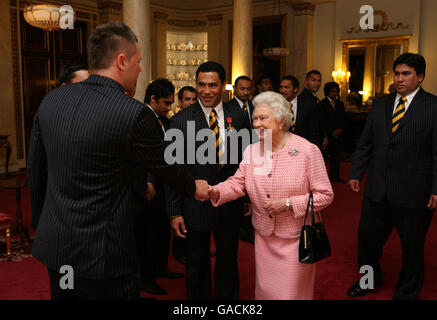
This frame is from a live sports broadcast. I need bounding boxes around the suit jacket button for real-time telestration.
[266,194,270,198]
[268,174,272,178]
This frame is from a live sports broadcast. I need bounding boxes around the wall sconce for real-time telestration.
[23,0,74,31]
[332,68,351,90]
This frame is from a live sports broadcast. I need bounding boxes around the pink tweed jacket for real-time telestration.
[212,133,334,239]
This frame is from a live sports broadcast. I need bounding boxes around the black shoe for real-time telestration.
[174,255,187,265]
[142,281,167,295]
[347,281,380,298]
[156,269,184,279]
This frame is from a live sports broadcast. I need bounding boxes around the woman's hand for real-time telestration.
[264,198,289,216]
[208,185,220,202]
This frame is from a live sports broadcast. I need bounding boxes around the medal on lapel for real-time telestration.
[226,117,234,131]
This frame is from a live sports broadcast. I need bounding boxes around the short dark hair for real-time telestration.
[57,59,88,86]
[323,82,340,96]
[144,78,175,104]
[178,86,197,101]
[87,21,138,71]
[306,70,321,79]
[196,61,226,84]
[280,75,299,89]
[393,53,426,78]
[234,75,252,87]
[257,75,272,85]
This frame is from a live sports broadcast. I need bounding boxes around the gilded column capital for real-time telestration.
[207,14,223,26]
[290,2,316,16]
[154,11,168,24]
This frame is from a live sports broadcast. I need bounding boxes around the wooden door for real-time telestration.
[20,15,88,154]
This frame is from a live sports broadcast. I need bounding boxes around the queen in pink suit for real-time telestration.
[209,91,334,300]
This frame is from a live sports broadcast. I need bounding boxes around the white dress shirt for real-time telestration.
[235,96,252,122]
[393,86,420,114]
[199,100,226,143]
[289,96,298,120]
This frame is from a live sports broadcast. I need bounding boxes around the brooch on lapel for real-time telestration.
[288,148,299,157]
[226,117,234,131]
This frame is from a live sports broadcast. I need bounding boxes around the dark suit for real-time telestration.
[27,75,195,299]
[319,97,346,180]
[349,88,437,299]
[229,97,255,243]
[289,93,320,146]
[136,115,174,285]
[229,97,254,124]
[299,87,325,147]
[166,101,251,299]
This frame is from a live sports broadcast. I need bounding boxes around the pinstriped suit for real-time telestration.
[349,87,437,299]
[27,75,196,296]
[166,101,251,299]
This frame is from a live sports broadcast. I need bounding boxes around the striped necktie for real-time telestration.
[289,102,295,132]
[209,109,224,166]
[392,97,407,133]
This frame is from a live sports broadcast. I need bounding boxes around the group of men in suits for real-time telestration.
[27,20,435,301]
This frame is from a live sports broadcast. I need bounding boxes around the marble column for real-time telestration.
[363,45,376,102]
[232,0,252,83]
[97,1,122,24]
[154,12,168,79]
[207,14,223,64]
[123,0,152,102]
[290,2,315,87]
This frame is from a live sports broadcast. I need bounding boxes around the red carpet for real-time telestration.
[1,164,437,300]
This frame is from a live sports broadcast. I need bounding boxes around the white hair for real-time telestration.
[252,91,292,130]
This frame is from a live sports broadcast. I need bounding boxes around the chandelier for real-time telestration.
[262,0,290,60]
[23,1,74,31]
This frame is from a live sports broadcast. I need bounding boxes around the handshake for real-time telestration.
[194,180,220,202]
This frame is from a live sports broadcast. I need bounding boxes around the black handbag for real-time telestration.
[299,192,331,264]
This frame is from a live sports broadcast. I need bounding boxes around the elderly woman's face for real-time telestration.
[252,105,283,141]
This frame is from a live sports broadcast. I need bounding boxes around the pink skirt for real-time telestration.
[254,231,316,300]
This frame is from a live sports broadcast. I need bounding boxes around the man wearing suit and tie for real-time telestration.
[229,76,256,244]
[167,62,251,300]
[319,82,346,182]
[279,75,320,146]
[27,22,209,300]
[136,78,184,296]
[347,53,437,300]
[229,76,255,123]
[300,70,328,152]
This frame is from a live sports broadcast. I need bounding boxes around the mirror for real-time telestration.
[341,35,411,110]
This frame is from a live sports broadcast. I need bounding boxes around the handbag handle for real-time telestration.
[303,192,322,226]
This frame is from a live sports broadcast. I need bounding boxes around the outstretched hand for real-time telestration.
[194,179,209,201]
[208,185,220,203]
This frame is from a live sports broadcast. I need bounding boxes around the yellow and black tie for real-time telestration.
[243,101,248,112]
[209,109,225,166]
[289,102,295,132]
[392,97,407,133]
